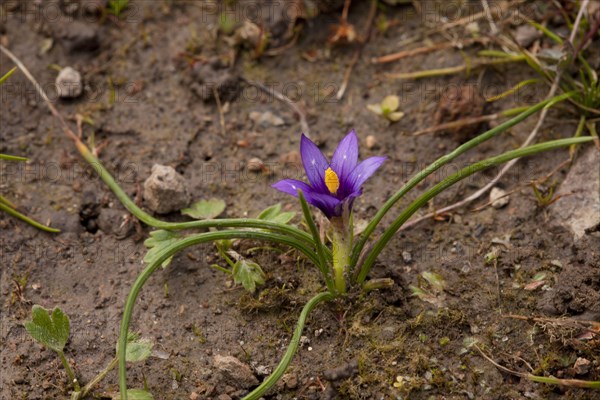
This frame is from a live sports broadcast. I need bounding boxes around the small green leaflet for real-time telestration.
[181,198,226,220]
[233,259,265,293]
[144,230,180,268]
[126,389,154,400]
[107,0,129,17]
[24,305,70,353]
[257,203,295,225]
[119,331,154,363]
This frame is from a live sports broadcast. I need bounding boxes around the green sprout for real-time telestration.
[24,305,154,399]
[367,95,405,122]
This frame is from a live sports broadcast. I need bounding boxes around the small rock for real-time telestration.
[514,24,542,47]
[213,355,259,389]
[282,373,298,389]
[299,335,310,347]
[279,150,302,168]
[573,357,591,375]
[55,20,99,53]
[189,392,199,400]
[190,63,241,103]
[143,165,190,214]
[434,85,485,140]
[56,67,83,99]
[550,147,600,239]
[249,111,285,128]
[235,21,262,48]
[365,135,378,149]
[323,359,359,381]
[247,157,265,172]
[96,208,126,235]
[254,364,271,376]
[402,251,412,263]
[490,187,510,209]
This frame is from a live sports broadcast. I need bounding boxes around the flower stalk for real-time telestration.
[330,215,352,294]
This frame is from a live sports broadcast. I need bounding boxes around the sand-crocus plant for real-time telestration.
[6,33,597,400]
[14,64,595,398]
[272,130,385,293]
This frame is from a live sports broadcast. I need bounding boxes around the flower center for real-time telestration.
[324,167,340,194]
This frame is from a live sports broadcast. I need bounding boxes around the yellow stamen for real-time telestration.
[324,167,340,194]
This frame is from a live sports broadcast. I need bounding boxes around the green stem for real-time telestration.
[298,191,334,293]
[0,201,60,233]
[350,92,575,273]
[241,292,334,399]
[75,142,327,256]
[118,230,327,400]
[330,216,352,294]
[57,350,81,392]
[527,375,600,389]
[0,153,27,161]
[72,357,118,399]
[356,136,594,284]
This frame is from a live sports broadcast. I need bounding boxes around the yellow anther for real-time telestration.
[324,167,340,194]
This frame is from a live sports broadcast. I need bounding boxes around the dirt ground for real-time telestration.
[1,1,599,399]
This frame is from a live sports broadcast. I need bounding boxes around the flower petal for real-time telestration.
[300,134,329,193]
[330,129,358,185]
[303,191,342,218]
[272,179,314,198]
[348,156,387,192]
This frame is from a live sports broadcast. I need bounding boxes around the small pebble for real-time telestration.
[56,67,83,98]
[365,135,378,149]
[402,251,412,263]
[247,157,265,172]
[490,187,510,209]
[573,357,591,375]
[249,111,285,128]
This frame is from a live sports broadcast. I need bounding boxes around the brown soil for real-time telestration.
[1,1,598,399]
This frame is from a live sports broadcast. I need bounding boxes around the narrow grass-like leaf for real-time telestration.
[526,19,563,44]
[118,229,324,399]
[350,92,575,271]
[0,66,17,84]
[485,79,540,102]
[0,153,27,161]
[356,136,594,283]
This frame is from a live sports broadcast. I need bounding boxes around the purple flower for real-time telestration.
[272,129,386,218]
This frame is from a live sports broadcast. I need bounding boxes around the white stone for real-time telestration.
[56,66,83,98]
[490,187,510,209]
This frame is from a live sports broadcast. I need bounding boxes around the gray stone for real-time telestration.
[56,67,83,99]
[550,147,600,239]
[143,165,190,214]
[514,24,542,47]
[55,21,99,53]
[249,111,285,128]
[213,355,259,389]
